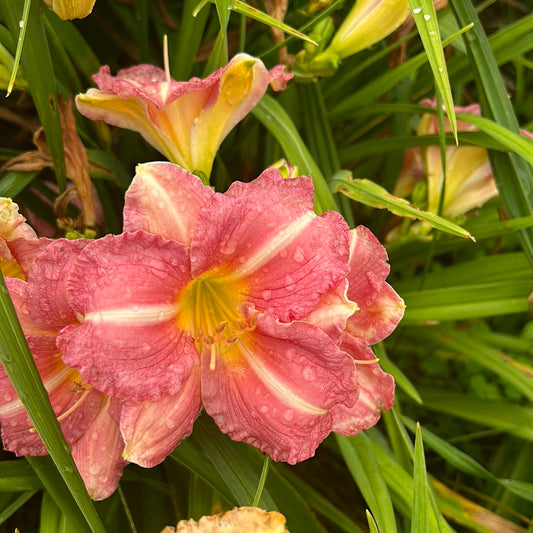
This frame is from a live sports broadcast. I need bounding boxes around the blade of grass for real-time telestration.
[253,95,338,214]
[408,0,457,141]
[336,433,398,533]
[1,0,66,193]
[449,0,533,267]
[330,174,474,240]
[411,424,430,533]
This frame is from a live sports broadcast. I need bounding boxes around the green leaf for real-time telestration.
[450,0,533,268]
[0,489,38,525]
[419,390,533,442]
[411,424,429,533]
[253,95,338,214]
[408,0,458,141]
[330,174,474,240]
[1,0,66,192]
[0,171,39,197]
[0,460,42,492]
[228,0,317,46]
[336,433,398,533]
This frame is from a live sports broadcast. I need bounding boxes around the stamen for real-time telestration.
[28,385,92,433]
[163,34,171,84]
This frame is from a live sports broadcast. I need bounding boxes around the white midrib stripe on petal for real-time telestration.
[229,212,315,279]
[0,366,74,417]
[239,340,327,416]
[84,303,179,325]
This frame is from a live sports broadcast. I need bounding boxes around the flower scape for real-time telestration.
[0,54,404,500]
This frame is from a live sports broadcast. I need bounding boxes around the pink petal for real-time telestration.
[0,279,101,456]
[123,162,214,245]
[346,282,405,345]
[121,363,201,467]
[59,232,198,401]
[303,278,357,342]
[201,314,358,464]
[346,226,390,309]
[25,239,88,331]
[7,237,52,277]
[71,397,128,500]
[332,335,394,436]
[191,169,351,321]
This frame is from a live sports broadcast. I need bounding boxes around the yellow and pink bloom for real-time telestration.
[395,100,498,218]
[76,55,292,179]
[56,163,404,465]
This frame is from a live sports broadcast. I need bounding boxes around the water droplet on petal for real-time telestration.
[283,409,294,422]
[302,366,316,381]
[293,246,305,263]
[89,462,102,475]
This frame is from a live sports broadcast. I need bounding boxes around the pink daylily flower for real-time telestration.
[58,163,362,464]
[0,239,127,500]
[76,55,292,178]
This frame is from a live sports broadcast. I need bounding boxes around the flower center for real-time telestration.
[177,273,254,369]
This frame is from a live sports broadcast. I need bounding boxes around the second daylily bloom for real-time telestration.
[58,162,403,465]
[76,54,291,178]
[0,239,127,500]
[396,100,498,218]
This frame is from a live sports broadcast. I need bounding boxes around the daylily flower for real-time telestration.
[57,162,403,465]
[417,101,497,217]
[58,162,364,465]
[43,0,96,20]
[161,506,289,533]
[76,55,292,178]
[0,239,127,500]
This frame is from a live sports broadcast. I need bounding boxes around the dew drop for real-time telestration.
[424,13,431,20]
[89,462,102,475]
[302,366,316,381]
[293,246,305,263]
[18,19,24,28]
[412,6,422,13]
[260,405,269,414]
[283,409,294,421]
[165,418,176,429]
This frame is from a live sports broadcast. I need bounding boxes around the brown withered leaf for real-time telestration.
[1,95,106,230]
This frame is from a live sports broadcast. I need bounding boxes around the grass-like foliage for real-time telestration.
[1,0,532,531]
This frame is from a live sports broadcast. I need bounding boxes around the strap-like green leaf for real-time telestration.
[330,174,474,240]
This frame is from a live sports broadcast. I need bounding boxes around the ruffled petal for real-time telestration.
[331,335,394,436]
[0,279,101,455]
[201,314,358,464]
[346,282,405,345]
[25,239,88,331]
[123,162,214,245]
[303,278,357,342]
[191,169,350,321]
[121,363,201,467]
[71,396,128,500]
[59,232,197,401]
[346,226,390,309]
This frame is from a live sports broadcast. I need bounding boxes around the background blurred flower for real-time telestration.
[395,100,498,218]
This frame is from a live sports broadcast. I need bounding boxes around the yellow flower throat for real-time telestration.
[177,273,255,370]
